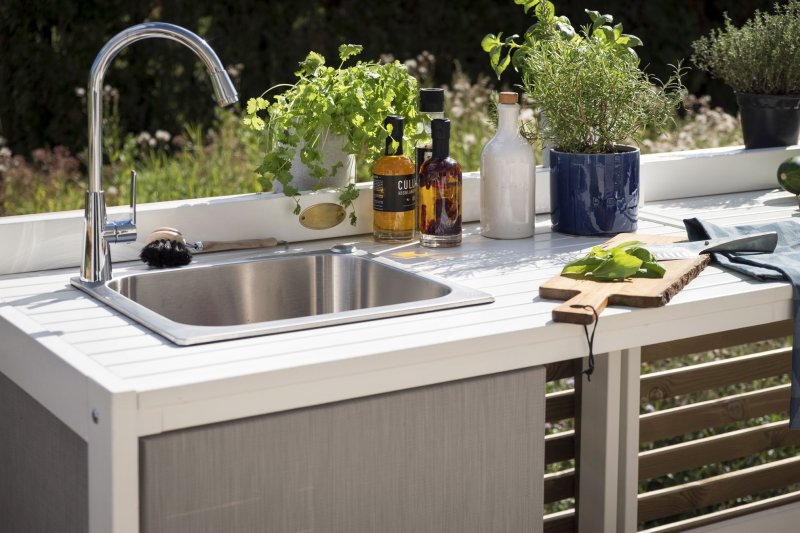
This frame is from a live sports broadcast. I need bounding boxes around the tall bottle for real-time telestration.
[419,118,462,247]
[373,115,416,243]
[415,88,445,184]
[480,92,536,239]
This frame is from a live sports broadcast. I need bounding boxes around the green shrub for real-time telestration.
[243,45,423,198]
[521,34,685,154]
[691,1,800,95]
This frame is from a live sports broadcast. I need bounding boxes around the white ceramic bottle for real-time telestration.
[480,92,536,239]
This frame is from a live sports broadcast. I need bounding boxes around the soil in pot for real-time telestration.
[550,146,640,236]
[736,92,800,149]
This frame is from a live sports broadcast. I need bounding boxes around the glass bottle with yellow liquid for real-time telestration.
[419,118,462,247]
[372,116,416,243]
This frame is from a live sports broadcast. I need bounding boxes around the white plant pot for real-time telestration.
[274,132,355,193]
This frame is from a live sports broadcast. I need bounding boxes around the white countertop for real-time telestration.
[1,188,796,436]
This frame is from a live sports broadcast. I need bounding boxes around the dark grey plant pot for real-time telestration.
[736,92,800,149]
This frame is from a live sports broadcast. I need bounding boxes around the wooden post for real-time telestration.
[618,347,641,532]
[577,349,640,533]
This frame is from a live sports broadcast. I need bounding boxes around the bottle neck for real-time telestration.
[433,133,450,159]
[422,112,445,138]
[497,103,520,137]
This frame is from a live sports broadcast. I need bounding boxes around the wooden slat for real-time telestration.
[640,490,800,532]
[642,320,792,363]
[546,389,575,423]
[641,347,791,402]
[545,430,575,465]
[546,360,580,382]
[640,420,800,480]
[640,384,789,443]
[543,509,575,533]
[544,468,575,504]
[638,455,800,523]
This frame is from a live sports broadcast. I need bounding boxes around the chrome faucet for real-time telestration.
[80,22,238,283]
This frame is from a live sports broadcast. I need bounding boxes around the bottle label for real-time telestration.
[373,174,416,212]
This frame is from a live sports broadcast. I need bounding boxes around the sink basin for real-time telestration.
[71,249,493,345]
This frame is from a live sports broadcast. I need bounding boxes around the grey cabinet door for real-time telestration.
[0,371,88,533]
[140,367,545,533]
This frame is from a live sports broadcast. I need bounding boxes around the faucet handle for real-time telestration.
[129,169,137,226]
[104,169,138,243]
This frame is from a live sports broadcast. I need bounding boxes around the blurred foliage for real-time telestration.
[0,104,263,216]
[0,0,779,156]
[1,52,744,217]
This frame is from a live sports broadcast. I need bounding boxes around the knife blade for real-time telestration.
[644,232,778,260]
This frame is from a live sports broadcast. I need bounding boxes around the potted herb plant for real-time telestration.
[489,4,683,236]
[692,1,800,149]
[243,44,423,224]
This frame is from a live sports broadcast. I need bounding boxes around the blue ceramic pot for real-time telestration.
[550,146,640,236]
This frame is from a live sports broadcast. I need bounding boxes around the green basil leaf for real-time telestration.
[637,262,667,278]
[559,241,665,282]
[626,246,655,263]
[589,252,642,280]
[562,256,605,276]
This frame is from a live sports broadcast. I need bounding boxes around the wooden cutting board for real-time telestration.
[539,233,712,325]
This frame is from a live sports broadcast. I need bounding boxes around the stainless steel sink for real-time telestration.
[71,248,493,345]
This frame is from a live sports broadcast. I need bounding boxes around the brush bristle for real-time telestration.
[139,239,192,268]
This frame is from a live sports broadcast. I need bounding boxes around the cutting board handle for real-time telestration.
[552,290,610,325]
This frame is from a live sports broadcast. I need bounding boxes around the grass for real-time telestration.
[0,105,263,217]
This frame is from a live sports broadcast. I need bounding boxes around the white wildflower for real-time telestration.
[136,132,152,145]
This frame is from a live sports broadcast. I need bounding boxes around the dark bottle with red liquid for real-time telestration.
[418,118,462,247]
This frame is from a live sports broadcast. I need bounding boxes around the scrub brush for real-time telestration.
[140,227,286,268]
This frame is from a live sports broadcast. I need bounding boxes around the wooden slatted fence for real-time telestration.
[543,359,582,533]
[637,321,799,531]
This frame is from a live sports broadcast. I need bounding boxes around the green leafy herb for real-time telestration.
[338,183,360,226]
[562,241,665,281]
[482,2,640,80]
[243,45,423,225]
[692,1,800,95]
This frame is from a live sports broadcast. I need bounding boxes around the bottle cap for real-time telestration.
[384,115,404,155]
[498,92,518,105]
[420,88,445,112]
[431,118,451,159]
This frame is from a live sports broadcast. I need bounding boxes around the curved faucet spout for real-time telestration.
[81,22,238,283]
[88,22,237,194]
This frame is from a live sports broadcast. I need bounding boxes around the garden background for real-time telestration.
[0,0,772,215]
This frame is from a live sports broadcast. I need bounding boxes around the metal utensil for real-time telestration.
[644,232,778,260]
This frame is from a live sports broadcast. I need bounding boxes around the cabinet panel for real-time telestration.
[140,366,545,533]
[0,371,88,533]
